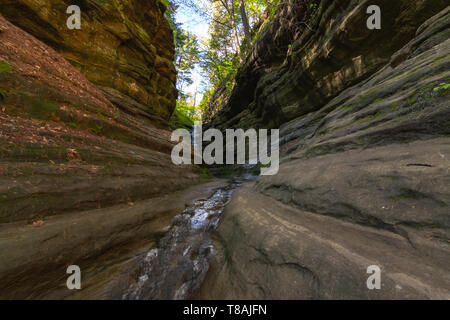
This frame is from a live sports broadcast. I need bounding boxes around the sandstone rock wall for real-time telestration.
[200,3,450,299]
[0,0,177,120]
[0,14,198,224]
[0,4,204,298]
[207,0,449,129]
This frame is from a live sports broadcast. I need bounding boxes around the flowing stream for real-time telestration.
[122,174,256,300]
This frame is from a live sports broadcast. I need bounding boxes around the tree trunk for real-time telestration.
[227,0,242,62]
[239,0,251,46]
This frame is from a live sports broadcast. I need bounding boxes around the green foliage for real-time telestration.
[171,109,193,129]
[171,0,281,116]
[170,99,200,129]
[167,2,203,127]
[176,29,201,91]
[308,1,320,19]
[268,0,280,19]
[198,0,280,111]
[163,0,178,31]
[198,88,214,115]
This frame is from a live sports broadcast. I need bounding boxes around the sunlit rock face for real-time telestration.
[199,3,450,299]
[0,0,177,120]
[0,5,205,298]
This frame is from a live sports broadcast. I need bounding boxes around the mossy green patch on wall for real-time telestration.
[1,0,177,120]
[0,61,13,74]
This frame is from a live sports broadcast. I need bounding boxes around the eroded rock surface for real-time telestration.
[0,0,177,119]
[0,8,204,298]
[197,182,449,299]
[206,0,449,128]
[199,4,450,299]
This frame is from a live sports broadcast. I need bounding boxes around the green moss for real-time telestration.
[200,167,211,179]
[89,124,104,134]
[392,190,435,203]
[366,87,380,98]
[433,54,449,64]
[97,109,107,120]
[407,97,416,106]
[170,108,194,129]
[390,102,399,112]
[0,88,11,99]
[372,98,383,104]
[0,142,67,163]
[54,73,70,81]
[358,94,368,103]
[362,111,382,122]
[372,111,382,119]
[29,99,60,119]
[318,130,328,137]
[342,104,356,110]
[385,72,404,82]
[0,61,13,74]
[434,69,449,77]
[433,82,450,95]
[109,131,131,143]
[94,0,112,4]
[383,175,400,181]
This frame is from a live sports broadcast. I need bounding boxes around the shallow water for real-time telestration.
[123,176,255,300]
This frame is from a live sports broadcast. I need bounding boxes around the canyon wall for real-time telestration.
[199,1,450,299]
[0,2,205,298]
[0,0,177,120]
[207,0,448,129]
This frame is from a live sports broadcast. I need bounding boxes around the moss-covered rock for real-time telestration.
[200,5,450,299]
[206,0,449,129]
[0,13,208,299]
[0,0,177,119]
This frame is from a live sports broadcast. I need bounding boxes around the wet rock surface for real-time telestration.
[0,7,209,299]
[0,0,449,301]
[124,177,252,300]
[197,182,450,299]
[199,5,450,299]
[0,180,228,299]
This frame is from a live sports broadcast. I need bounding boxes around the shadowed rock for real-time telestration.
[198,5,450,299]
